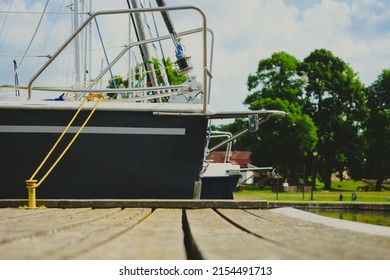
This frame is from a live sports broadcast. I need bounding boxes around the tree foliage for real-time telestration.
[107,57,186,99]
[221,52,318,185]
[216,49,383,188]
[365,70,390,190]
[299,49,367,189]
[132,57,187,87]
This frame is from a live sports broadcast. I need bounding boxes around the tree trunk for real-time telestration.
[290,163,299,185]
[375,175,384,191]
[322,165,333,190]
[337,168,344,182]
[323,176,332,190]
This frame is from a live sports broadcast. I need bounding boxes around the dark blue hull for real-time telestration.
[201,174,241,199]
[0,105,208,199]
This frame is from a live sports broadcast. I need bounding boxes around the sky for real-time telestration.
[0,0,389,113]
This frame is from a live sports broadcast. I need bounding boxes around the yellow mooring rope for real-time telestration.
[24,94,105,209]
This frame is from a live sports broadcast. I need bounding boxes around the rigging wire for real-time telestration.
[149,0,167,63]
[93,17,117,89]
[0,44,127,59]
[141,0,170,87]
[6,0,50,85]
[126,0,155,89]
[148,0,172,85]
[0,0,14,49]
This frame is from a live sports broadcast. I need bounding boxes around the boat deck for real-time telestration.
[1,200,390,260]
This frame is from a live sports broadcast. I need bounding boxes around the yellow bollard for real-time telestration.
[25,179,38,209]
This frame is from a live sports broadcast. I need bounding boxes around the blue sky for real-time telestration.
[0,0,389,112]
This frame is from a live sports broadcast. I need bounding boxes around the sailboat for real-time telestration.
[201,131,242,199]
[0,1,285,201]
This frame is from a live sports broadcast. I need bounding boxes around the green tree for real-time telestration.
[365,70,390,190]
[153,57,187,86]
[107,75,128,99]
[234,52,318,185]
[107,75,128,88]
[135,58,187,87]
[299,49,367,190]
[107,57,187,99]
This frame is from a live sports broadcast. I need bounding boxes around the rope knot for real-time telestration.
[86,93,105,101]
[25,179,38,189]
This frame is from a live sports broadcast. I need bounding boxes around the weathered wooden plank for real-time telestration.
[0,208,151,259]
[1,206,389,260]
[185,208,311,259]
[75,208,186,260]
[244,208,390,259]
[0,207,64,221]
[0,208,117,245]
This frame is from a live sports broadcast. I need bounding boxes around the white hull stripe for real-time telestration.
[0,125,186,135]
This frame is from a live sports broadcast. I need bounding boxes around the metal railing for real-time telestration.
[27,6,211,112]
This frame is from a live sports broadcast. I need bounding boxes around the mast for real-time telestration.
[87,0,93,83]
[128,9,133,89]
[73,1,82,89]
[73,0,82,99]
[129,0,159,100]
[155,0,192,75]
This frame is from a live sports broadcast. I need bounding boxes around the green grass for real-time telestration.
[234,180,390,202]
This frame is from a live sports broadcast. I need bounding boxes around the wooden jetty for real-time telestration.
[0,200,390,260]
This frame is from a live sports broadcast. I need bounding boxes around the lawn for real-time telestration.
[234,180,390,202]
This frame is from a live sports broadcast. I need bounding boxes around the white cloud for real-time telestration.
[352,0,388,24]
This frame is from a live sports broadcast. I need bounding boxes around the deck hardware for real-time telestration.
[25,179,37,208]
[248,115,259,132]
[23,179,46,209]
